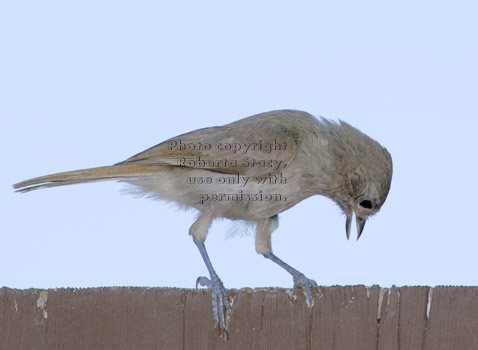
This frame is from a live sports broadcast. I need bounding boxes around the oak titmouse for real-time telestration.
[14,109,393,336]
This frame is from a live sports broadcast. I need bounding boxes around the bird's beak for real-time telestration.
[356,217,366,240]
[345,214,352,240]
[346,214,367,240]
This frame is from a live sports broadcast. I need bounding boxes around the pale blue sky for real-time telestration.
[2,1,477,290]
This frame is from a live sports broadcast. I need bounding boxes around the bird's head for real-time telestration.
[320,119,393,240]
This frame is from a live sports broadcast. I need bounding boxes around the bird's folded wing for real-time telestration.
[117,119,299,177]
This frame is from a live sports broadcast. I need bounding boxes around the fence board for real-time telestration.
[1,286,477,350]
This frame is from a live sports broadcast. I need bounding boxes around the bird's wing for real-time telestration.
[117,117,299,177]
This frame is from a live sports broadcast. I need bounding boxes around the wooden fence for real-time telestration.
[1,286,477,349]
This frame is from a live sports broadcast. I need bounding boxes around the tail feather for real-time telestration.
[13,164,163,193]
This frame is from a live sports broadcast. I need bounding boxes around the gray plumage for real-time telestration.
[14,109,392,337]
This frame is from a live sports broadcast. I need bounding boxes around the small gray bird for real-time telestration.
[14,110,392,336]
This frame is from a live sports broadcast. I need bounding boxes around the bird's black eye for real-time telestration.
[359,200,372,209]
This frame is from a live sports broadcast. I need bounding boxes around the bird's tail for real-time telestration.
[13,164,163,193]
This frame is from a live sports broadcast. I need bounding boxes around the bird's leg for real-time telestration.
[194,238,232,335]
[263,252,317,307]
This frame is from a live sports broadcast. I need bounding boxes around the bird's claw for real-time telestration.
[292,272,318,307]
[196,275,232,336]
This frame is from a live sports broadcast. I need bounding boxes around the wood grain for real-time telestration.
[1,286,477,350]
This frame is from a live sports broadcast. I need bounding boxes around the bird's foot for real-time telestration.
[196,275,232,337]
[292,272,318,307]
